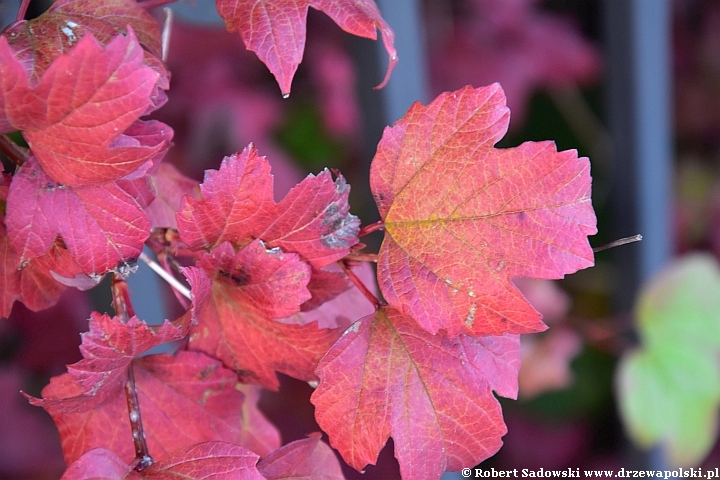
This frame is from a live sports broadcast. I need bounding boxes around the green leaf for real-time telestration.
[616,253,720,466]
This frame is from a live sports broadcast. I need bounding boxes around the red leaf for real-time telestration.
[3,0,162,82]
[233,383,282,457]
[215,0,397,95]
[68,315,185,402]
[370,84,596,337]
[311,307,521,479]
[34,351,276,465]
[177,145,359,267]
[5,157,152,275]
[0,30,171,186]
[189,242,340,389]
[258,434,345,480]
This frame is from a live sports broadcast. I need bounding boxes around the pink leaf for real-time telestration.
[215,0,397,95]
[5,157,152,275]
[0,30,171,186]
[190,241,340,390]
[60,449,134,480]
[370,84,596,336]
[177,145,359,267]
[176,147,275,252]
[262,169,360,267]
[312,307,521,479]
[141,442,264,479]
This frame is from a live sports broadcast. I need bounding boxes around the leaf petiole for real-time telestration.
[358,221,385,237]
[340,260,383,309]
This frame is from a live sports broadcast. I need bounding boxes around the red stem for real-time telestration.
[125,364,153,471]
[0,135,28,168]
[111,274,136,320]
[16,0,30,21]
[359,221,385,237]
[345,252,378,263]
[112,275,153,469]
[340,260,383,309]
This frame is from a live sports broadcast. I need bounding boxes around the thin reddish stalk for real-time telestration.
[125,364,154,471]
[359,221,385,237]
[0,135,29,167]
[16,0,31,21]
[340,260,383,309]
[345,251,378,263]
[111,275,136,320]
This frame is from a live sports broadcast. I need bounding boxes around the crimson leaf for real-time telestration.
[5,157,153,275]
[312,307,520,479]
[189,241,340,390]
[215,0,397,95]
[177,144,359,268]
[0,29,171,186]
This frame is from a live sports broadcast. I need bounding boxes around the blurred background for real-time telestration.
[2,0,720,477]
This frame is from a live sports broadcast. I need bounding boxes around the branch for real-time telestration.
[125,364,153,471]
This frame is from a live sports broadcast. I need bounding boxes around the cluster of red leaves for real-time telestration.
[0,0,596,478]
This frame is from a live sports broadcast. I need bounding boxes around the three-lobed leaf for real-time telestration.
[35,351,279,465]
[177,144,360,267]
[370,84,596,337]
[0,29,171,186]
[312,307,521,479]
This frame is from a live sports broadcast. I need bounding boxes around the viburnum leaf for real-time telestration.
[311,307,521,479]
[0,29,172,186]
[5,157,153,275]
[215,0,397,95]
[617,254,720,466]
[257,433,345,480]
[2,0,162,82]
[189,242,341,389]
[66,314,185,402]
[370,84,596,337]
[32,351,276,465]
[62,443,265,480]
[177,144,359,267]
